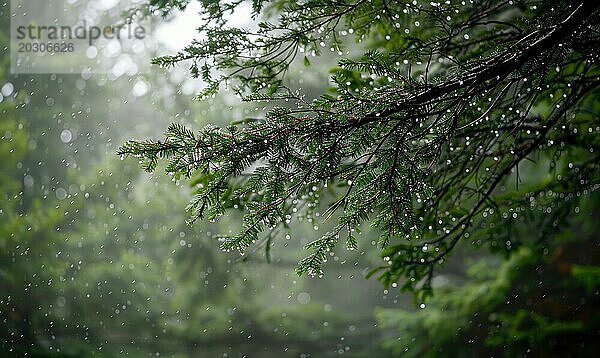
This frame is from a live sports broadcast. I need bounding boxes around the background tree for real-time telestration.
[120,0,600,299]
[1,3,387,355]
[3,0,600,356]
[377,193,600,357]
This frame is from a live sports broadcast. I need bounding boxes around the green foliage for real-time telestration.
[376,189,600,356]
[571,264,600,294]
[0,3,384,356]
[119,0,600,297]
[377,241,600,357]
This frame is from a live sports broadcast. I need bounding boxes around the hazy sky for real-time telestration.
[156,1,253,52]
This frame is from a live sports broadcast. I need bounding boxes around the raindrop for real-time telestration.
[60,129,73,143]
[132,81,149,97]
[297,292,311,304]
[55,187,67,200]
[24,175,34,188]
[1,82,14,97]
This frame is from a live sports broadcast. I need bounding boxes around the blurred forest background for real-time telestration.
[1,1,599,357]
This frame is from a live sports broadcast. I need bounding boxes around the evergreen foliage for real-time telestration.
[119,0,600,298]
[377,202,600,357]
